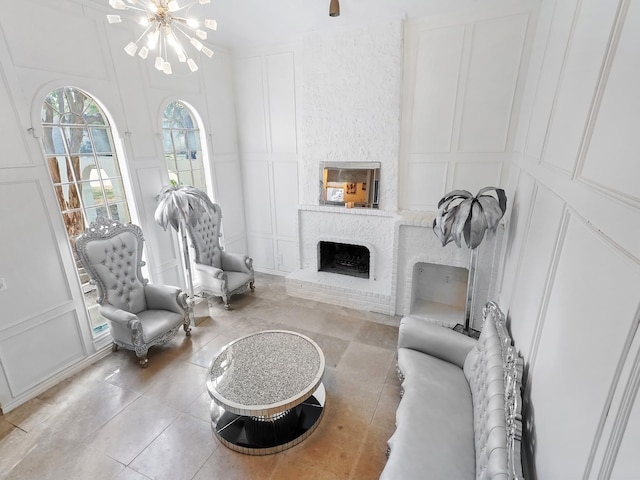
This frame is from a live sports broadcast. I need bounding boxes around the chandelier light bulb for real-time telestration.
[109,0,127,10]
[167,1,180,12]
[138,46,149,59]
[147,2,158,13]
[198,0,211,4]
[163,61,173,74]
[147,30,159,49]
[190,38,203,51]
[196,29,207,40]
[186,18,199,28]
[138,16,150,27]
[155,56,164,70]
[124,42,138,56]
[187,58,198,72]
[204,19,217,30]
[177,50,187,62]
[107,15,122,24]
[202,46,214,58]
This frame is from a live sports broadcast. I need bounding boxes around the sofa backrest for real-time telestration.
[463,302,525,480]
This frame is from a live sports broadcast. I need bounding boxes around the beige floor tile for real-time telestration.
[350,425,392,479]
[142,362,207,412]
[129,413,217,480]
[354,321,399,351]
[336,342,395,386]
[192,446,278,480]
[88,395,181,465]
[115,467,152,480]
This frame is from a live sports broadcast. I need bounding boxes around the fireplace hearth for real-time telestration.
[318,241,370,279]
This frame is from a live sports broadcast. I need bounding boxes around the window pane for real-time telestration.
[85,205,109,224]
[192,169,205,190]
[79,181,105,207]
[172,130,187,152]
[163,130,173,153]
[62,209,86,239]
[64,127,91,154]
[165,153,177,172]
[187,131,200,150]
[109,202,130,223]
[178,171,193,186]
[105,178,126,203]
[72,155,98,181]
[60,183,82,211]
[91,128,114,153]
[47,156,71,183]
[176,152,190,170]
[97,155,121,178]
[85,102,106,125]
[42,127,66,155]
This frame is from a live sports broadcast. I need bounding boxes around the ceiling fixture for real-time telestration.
[107,0,217,74]
[329,0,340,17]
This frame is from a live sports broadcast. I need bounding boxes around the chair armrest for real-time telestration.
[220,251,253,275]
[195,263,226,280]
[398,316,477,368]
[99,304,140,330]
[144,284,187,314]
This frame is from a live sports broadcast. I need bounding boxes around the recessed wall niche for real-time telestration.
[411,262,468,326]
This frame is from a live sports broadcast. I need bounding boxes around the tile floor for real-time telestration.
[0,273,401,480]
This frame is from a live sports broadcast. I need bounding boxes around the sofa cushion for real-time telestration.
[381,347,476,480]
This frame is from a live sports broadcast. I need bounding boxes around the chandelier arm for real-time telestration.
[133,23,156,44]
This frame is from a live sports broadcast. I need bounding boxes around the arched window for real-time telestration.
[162,101,207,190]
[41,86,132,335]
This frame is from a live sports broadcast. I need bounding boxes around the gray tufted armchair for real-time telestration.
[185,199,254,310]
[75,216,191,367]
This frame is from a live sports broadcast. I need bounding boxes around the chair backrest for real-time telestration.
[75,216,148,314]
[185,200,223,268]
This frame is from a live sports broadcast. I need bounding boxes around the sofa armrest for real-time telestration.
[398,316,477,368]
[99,304,139,329]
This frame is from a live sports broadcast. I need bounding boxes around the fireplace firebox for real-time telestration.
[318,241,370,279]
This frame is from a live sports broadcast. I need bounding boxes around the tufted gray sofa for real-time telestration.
[381,302,524,480]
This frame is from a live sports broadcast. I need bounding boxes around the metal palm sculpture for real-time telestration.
[433,187,507,334]
[155,184,212,323]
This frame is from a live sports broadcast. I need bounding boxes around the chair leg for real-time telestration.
[223,295,231,310]
[138,356,149,368]
[184,323,192,336]
[250,281,255,292]
[112,342,119,352]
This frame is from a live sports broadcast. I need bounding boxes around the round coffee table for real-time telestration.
[206,330,326,455]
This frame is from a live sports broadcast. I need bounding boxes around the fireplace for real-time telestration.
[318,241,370,279]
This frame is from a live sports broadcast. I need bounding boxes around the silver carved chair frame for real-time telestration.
[185,199,254,310]
[75,216,191,367]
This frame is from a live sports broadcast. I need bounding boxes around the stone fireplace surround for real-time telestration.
[285,206,503,331]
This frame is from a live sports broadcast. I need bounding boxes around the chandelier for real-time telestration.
[107,0,217,74]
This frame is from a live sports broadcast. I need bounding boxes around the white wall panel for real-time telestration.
[1,2,107,79]
[404,162,447,209]
[0,72,30,167]
[409,26,464,154]
[531,215,640,479]
[248,236,275,271]
[213,160,246,240]
[0,310,84,397]
[508,185,564,358]
[266,53,297,154]
[543,0,619,173]
[272,161,299,238]
[0,181,72,324]
[525,0,579,160]
[235,57,268,154]
[459,14,528,152]
[243,160,273,235]
[579,1,640,203]
[610,383,640,479]
[276,239,299,273]
[451,161,503,194]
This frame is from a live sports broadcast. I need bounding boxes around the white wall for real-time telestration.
[0,0,241,412]
[498,0,640,477]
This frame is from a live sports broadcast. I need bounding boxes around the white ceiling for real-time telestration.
[90,0,484,49]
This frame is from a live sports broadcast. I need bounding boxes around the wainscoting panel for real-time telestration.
[508,184,565,360]
[524,0,579,161]
[272,160,299,238]
[1,1,107,78]
[276,239,299,274]
[235,57,268,154]
[451,161,503,196]
[409,25,464,154]
[403,161,448,210]
[243,159,274,236]
[530,214,640,479]
[247,235,275,271]
[0,180,72,326]
[579,0,640,204]
[458,13,529,153]
[0,67,30,168]
[0,308,85,398]
[266,52,297,154]
[542,0,620,174]
[212,159,246,241]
